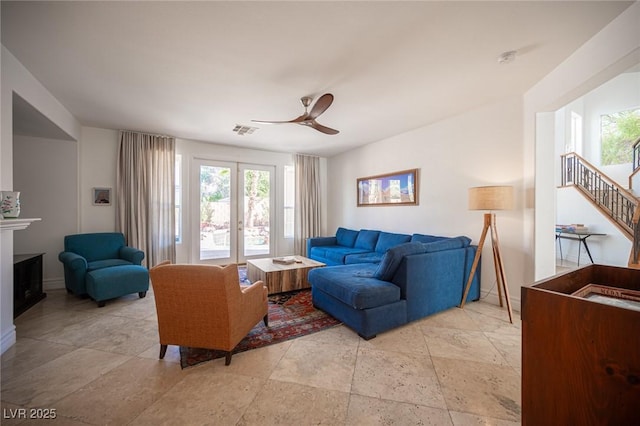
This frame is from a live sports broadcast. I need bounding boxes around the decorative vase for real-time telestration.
[1,191,21,218]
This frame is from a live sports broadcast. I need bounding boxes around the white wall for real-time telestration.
[556,187,631,266]
[327,96,525,308]
[79,127,118,232]
[13,135,78,289]
[1,46,80,354]
[525,2,640,283]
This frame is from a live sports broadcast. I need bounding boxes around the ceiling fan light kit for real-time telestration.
[252,93,340,135]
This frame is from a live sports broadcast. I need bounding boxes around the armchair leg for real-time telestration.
[224,352,232,366]
[159,345,167,359]
[263,314,268,327]
[97,300,106,308]
[139,291,147,298]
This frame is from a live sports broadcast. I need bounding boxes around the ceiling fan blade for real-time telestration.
[308,120,339,135]
[252,113,308,124]
[308,93,334,119]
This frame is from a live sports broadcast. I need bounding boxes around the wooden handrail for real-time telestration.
[560,152,638,239]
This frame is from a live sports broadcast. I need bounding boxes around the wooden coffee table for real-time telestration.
[246,256,325,294]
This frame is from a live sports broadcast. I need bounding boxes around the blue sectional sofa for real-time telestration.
[307,228,480,339]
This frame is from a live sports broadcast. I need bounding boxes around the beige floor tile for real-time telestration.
[359,322,430,355]
[53,357,184,425]
[298,324,361,348]
[84,318,158,356]
[415,307,481,331]
[270,339,357,393]
[132,371,265,425]
[432,357,521,422]
[485,331,522,372]
[1,338,76,384]
[1,348,130,407]
[346,394,453,425]
[206,340,293,379]
[420,326,509,366]
[14,309,99,340]
[238,379,349,425]
[351,347,447,409]
[36,314,132,347]
[449,410,521,425]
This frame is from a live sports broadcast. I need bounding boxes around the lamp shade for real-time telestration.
[468,186,514,211]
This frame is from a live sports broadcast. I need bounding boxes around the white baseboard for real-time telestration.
[478,288,522,314]
[1,325,16,355]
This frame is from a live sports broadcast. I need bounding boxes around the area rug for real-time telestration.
[179,289,341,368]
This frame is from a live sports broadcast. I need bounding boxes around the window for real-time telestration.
[175,154,182,243]
[569,112,582,154]
[284,165,294,238]
[600,108,640,166]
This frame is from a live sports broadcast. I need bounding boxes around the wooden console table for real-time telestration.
[521,264,639,425]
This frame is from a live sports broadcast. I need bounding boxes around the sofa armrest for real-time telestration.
[58,251,88,271]
[120,246,145,265]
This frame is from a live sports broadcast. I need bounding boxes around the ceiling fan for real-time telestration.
[252,93,339,135]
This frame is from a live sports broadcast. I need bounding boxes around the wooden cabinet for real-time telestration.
[521,264,639,425]
[14,253,46,318]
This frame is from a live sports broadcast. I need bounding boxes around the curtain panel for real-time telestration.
[294,154,322,256]
[117,131,176,267]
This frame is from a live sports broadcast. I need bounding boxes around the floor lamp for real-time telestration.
[460,185,514,323]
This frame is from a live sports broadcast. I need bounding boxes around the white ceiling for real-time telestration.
[1,1,634,157]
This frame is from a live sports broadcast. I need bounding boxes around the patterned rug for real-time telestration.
[179,289,341,368]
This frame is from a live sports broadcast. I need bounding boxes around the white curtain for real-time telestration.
[116,130,175,268]
[294,154,322,256]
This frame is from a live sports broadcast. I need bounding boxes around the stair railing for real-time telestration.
[633,136,640,173]
[561,152,638,237]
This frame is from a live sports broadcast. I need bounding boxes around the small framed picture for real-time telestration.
[92,187,112,205]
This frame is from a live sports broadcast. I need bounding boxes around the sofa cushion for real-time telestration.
[423,236,471,253]
[375,232,411,253]
[354,229,380,251]
[336,227,358,248]
[374,242,426,281]
[344,252,384,264]
[87,259,133,271]
[410,233,447,244]
[309,264,400,309]
[310,246,371,264]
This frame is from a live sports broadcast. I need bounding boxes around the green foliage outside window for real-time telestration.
[601,108,640,166]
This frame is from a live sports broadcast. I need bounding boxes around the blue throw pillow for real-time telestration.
[354,229,380,250]
[336,227,358,247]
[374,242,426,281]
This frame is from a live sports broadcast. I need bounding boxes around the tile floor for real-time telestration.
[1,287,522,425]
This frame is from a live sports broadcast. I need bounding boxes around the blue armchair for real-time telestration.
[59,232,149,307]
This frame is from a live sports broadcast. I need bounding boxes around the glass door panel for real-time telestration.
[194,160,237,264]
[239,164,274,262]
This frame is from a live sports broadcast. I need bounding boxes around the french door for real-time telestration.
[192,159,274,264]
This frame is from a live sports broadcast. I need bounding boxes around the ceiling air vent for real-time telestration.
[232,124,258,136]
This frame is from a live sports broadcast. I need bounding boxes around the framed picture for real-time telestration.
[357,169,419,207]
[92,187,112,206]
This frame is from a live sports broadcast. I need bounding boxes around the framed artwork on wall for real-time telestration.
[92,187,112,206]
[357,169,419,207]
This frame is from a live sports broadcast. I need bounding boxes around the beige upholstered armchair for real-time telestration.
[149,262,268,365]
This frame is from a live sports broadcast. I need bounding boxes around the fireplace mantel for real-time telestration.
[0,218,41,231]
